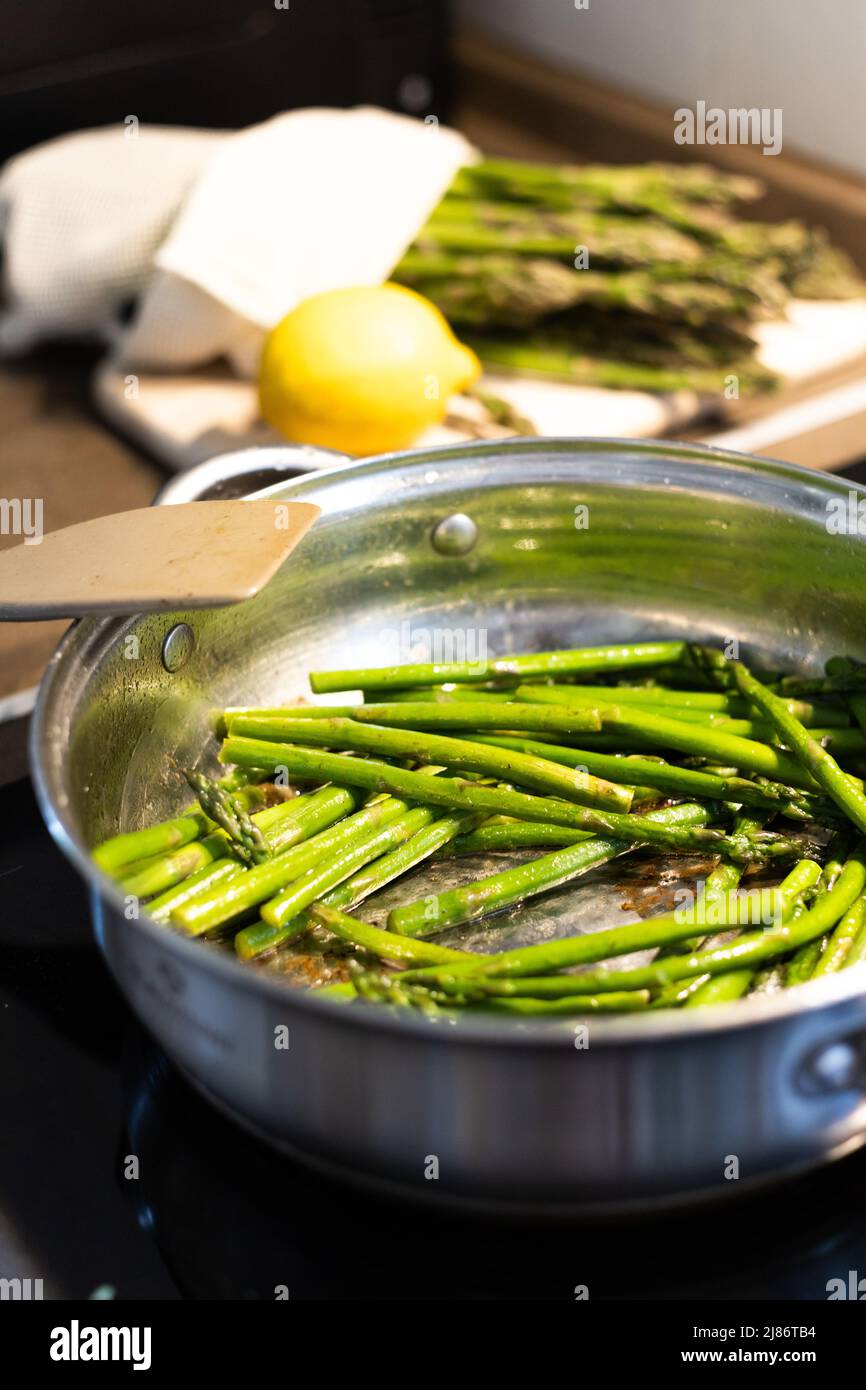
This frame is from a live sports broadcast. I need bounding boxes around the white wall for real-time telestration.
[458,0,866,178]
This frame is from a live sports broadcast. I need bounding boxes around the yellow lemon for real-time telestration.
[259,283,481,455]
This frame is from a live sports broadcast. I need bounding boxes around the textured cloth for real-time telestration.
[120,107,475,374]
[0,108,475,375]
[0,125,225,353]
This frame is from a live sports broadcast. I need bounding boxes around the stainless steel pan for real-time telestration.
[30,438,866,1215]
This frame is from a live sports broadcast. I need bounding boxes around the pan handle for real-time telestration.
[153,444,351,505]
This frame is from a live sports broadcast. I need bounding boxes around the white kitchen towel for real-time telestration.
[120,107,476,375]
[0,125,226,353]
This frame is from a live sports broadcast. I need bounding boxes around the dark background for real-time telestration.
[0,0,452,161]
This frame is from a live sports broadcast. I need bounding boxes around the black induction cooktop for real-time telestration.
[4,774,866,1304]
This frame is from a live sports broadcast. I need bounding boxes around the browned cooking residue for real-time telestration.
[258,947,352,989]
[616,852,720,916]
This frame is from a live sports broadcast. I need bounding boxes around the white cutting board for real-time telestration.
[93,299,866,471]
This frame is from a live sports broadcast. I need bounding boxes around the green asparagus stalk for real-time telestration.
[184,770,270,866]
[171,795,405,936]
[684,967,755,1006]
[237,806,438,957]
[463,332,777,395]
[481,992,652,1015]
[774,671,866,696]
[387,801,711,936]
[464,733,833,819]
[446,158,763,212]
[94,810,210,875]
[225,713,636,812]
[813,892,866,976]
[122,785,360,903]
[402,859,822,988]
[146,859,243,923]
[306,903,473,967]
[691,720,866,753]
[92,778,274,875]
[595,704,821,791]
[418,857,856,998]
[221,736,809,862]
[400,257,767,330]
[312,809,483,916]
[447,820,594,853]
[308,642,687,694]
[348,970,651,1016]
[120,833,227,900]
[416,204,703,268]
[691,650,866,835]
[845,912,866,968]
[517,682,849,727]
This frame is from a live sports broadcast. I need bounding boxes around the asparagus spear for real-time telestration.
[409,857,851,997]
[465,734,834,820]
[813,893,866,976]
[416,204,703,268]
[480,992,651,1016]
[122,785,359,903]
[120,833,228,900]
[849,694,866,737]
[595,704,820,791]
[692,721,866,754]
[94,810,210,876]
[171,796,407,936]
[146,859,243,923]
[237,806,439,957]
[517,682,849,726]
[447,821,594,853]
[307,903,473,967]
[308,641,687,693]
[691,649,866,835]
[463,332,777,395]
[387,801,711,936]
[683,967,750,1006]
[224,713,636,812]
[845,912,866,968]
[400,257,767,330]
[221,737,808,862]
[774,672,866,697]
[184,770,270,866]
[404,857,820,984]
[446,158,762,212]
[91,777,275,875]
[345,968,651,1016]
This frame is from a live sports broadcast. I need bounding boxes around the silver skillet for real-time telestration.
[30,438,866,1215]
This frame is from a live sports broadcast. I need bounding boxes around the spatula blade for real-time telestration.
[0,500,320,620]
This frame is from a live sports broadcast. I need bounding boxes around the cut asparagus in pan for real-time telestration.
[91,637,866,1019]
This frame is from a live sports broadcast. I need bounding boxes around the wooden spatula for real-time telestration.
[0,500,320,619]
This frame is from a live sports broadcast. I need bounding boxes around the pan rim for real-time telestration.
[29,436,866,1049]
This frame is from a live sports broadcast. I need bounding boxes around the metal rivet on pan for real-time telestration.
[431,513,478,556]
[803,1040,860,1093]
[161,623,195,672]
